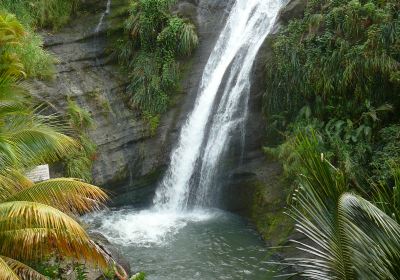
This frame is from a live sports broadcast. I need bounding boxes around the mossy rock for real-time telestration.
[250,179,294,246]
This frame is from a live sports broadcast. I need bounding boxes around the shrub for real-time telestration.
[116,0,198,118]
[0,12,55,79]
[64,99,97,182]
[0,0,79,29]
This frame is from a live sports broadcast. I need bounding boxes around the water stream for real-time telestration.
[95,0,111,33]
[85,0,284,278]
[154,0,282,210]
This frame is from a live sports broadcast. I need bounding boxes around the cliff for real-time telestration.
[30,0,307,251]
[30,0,234,206]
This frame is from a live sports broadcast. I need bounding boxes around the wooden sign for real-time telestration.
[26,165,50,182]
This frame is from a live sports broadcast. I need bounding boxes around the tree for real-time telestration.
[0,55,114,280]
[286,134,400,279]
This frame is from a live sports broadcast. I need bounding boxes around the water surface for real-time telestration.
[84,208,277,280]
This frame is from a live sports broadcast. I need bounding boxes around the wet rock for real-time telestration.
[30,0,234,207]
[173,2,198,21]
[279,0,308,24]
[90,232,132,275]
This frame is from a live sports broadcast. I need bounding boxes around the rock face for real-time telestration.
[31,0,307,249]
[31,0,234,206]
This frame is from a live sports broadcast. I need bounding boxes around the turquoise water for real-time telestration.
[84,208,278,280]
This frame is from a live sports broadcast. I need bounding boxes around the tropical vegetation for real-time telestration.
[264,0,399,181]
[116,0,198,123]
[0,0,79,29]
[284,134,400,279]
[0,71,114,279]
[0,12,54,79]
[263,0,400,277]
[64,99,97,183]
[0,2,122,279]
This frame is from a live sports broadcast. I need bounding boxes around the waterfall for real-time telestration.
[95,0,111,33]
[154,0,283,211]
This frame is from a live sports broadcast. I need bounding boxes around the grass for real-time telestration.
[13,33,56,79]
[0,0,79,30]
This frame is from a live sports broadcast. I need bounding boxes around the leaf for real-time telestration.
[5,178,108,215]
[1,256,46,280]
[0,201,110,267]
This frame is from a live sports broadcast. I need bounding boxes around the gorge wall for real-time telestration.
[31,0,306,248]
[31,0,234,206]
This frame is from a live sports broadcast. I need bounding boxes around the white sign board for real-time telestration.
[26,164,50,182]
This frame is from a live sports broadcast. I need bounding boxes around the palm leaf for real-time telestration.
[0,201,110,267]
[0,257,19,280]
[0,169,32,201]
[1,256,46,280]
[5,178,108,215]
[0,73,29,116]
[287,133,400,279]
[1,113,78,169]
[340,194,400,279]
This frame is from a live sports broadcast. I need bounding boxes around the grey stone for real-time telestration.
[30,0,234,207]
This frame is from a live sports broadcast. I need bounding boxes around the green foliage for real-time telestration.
[0,0,79,30]
[12,33,55,79]
[372,164,400,223]
[130,272,146,280]
[0,12,55,79]
[75,263,88,280]
[263,0,400,191]
[0,71,111,279]
[264,2,400,273]
[143,111,160,136]
[87,88,114,117]
[0,6,115,278]
[284,134,400,279]
[117,0,198,115]
[33,261,60,279]
[64,99,97,182]
[33,260,91,280]
[67,99,95,131]
[371,125,400,182]
[0,0,80,80]
[0,12,26,76]
[264,0,399,121]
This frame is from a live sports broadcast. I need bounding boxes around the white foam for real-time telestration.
[84,209,217,247]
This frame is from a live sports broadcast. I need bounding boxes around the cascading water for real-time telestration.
[95,0,111,33]
[154,0,282,210]
[84,1,284,278]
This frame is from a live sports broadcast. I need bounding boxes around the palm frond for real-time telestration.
[0,201,110,267]
[1,113,78,169]
[5,178,108,214]
[0,73,29,116]
[287,134,400,279]
[0,257,19,280]
[0,169,32,201]
[1,256,46,280]
[340,193,400,279]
